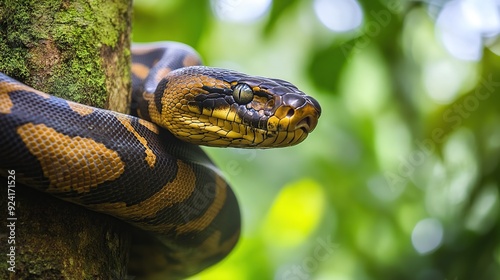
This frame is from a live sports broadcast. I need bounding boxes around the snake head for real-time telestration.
[154,66,321,148]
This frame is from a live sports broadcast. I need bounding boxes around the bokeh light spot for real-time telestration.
[411,218,444,255]
[314,0,363,32]
[435,0,500,60]
[422,60,463,103]
[211,0,272,22]
[462,0,500,37]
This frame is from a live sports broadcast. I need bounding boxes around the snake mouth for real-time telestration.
[180,94,320,148]
[167,99,320,148]
[296,116,313,133]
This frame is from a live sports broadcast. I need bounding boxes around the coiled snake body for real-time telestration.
[0,42,321,279]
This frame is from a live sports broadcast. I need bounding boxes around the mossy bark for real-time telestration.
[0,0,131,112]
[0,0,133,279]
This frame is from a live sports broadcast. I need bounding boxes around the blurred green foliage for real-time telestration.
[134,0,500,279]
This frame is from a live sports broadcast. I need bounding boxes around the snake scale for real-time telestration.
[0,42,321,279]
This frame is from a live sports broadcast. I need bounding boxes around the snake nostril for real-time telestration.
[286,108,295,118]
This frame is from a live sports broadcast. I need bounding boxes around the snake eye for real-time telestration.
[233,83,254,104]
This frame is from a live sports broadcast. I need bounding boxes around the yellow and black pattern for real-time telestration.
[0,42,321,279]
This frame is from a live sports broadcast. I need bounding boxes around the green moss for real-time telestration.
[0,0,130,107]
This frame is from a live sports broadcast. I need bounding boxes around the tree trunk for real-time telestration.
[0,0,132,278]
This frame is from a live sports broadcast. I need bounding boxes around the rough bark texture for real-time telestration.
[0,0,132,279]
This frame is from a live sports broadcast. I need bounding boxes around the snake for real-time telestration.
[0,42,321,279]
